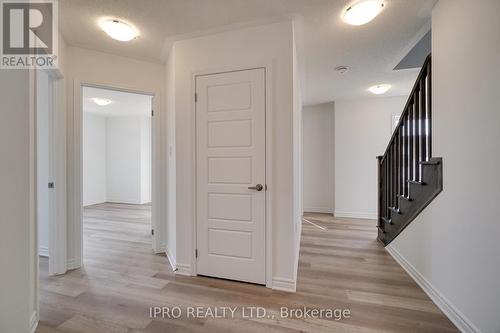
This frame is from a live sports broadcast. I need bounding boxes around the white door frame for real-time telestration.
[72,79,163,269]
[191,63,274,287]
[35,67,67,276]
[45,68,67,275]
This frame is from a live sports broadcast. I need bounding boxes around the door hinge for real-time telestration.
[194,93,198,102]
[195,249,198,258]
[151,229,154,235]
[151,109,154,117]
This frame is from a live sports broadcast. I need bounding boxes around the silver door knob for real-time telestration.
[248,184,263,191]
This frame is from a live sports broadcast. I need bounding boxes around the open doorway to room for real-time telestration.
[82,86,154,263]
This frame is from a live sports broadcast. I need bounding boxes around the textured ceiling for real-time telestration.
[83,86,152,118]
[60,0,436,105]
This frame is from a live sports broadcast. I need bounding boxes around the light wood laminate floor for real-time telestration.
[37,204,457,332]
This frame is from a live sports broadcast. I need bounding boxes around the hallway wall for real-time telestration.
[0,70,36,333]
[66,45,166,264]
[390,1,500,332]
[167,21,300,290]
[334,96,406,219]
[302,102,334,214]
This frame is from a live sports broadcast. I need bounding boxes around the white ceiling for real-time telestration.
[60,0,436,105]
[82,86,152,117]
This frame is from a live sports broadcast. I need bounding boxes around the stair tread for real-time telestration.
[389,206,401,214]
[397,194,413,201]
[407,179,426,185]
[381,217,392,224]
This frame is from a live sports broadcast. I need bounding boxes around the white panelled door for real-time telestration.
[196,68,266,284]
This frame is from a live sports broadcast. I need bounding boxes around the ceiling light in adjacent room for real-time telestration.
[91,98,113,106]
[368,84,392,94]
[342,0,385,26]
[99,19,139,41]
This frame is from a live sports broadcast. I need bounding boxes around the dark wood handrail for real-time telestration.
[380,54,432,163]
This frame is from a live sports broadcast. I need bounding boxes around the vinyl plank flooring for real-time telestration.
[37,204,457,332]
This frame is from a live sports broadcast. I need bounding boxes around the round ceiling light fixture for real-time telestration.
[334,66,350,74]
[99,18,139,42]
[342,0,385,26]
[368,84,392,95]
[91,97,113,106]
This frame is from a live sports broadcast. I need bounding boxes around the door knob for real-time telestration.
[248,184,263,191]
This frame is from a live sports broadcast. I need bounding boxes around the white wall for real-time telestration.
[82,113,107,206]
[140,117,152,203]
[390,1,500,332]
[168,21,299,289]
[37,70,50,256]
[83,114,151,206]
[303,102,334,214]
[334,96,406,219]
[292,25,303,284]
[66,46,166,264]
[106,116,146,204]
[0,70,37,333]
[166,49,177,264]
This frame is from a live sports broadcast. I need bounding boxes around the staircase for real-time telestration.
[377,55,443,246]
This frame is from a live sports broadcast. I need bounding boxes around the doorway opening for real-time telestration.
[82,86,154,262]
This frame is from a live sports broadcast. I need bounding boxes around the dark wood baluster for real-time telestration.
[420,75,427,162]
[407,111,411,187]
[408,103,414,182]
[395,129,400,207]
[385,157,389,218]
[414,88,421,181]
[399,125,404,196]
[403,113,409,196]
[389,149,393,209]
[427,65,432,159]
[383,158,389,217]
[393,143,397,208]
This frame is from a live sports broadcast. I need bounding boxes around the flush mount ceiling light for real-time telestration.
[91,97,113,106]
[99,19,139,41]
[334,66,350,74]
[342,0,385,26]
[368,84,392,94]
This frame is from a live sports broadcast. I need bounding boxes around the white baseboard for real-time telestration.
[38,246,49,257]
[334,211,377,220]
[294,217,303,281]
[175,263,192,276]
[83,200,106,207]
[165,247,177,272]
[272,277,296,293]
[303,207,334,214]
[29,311,38,333]
[155,243,166,255]
[106,199,145,205]
[386,244,480,333]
